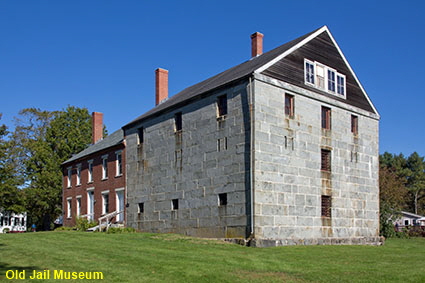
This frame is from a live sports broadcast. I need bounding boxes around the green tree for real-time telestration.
[13,106,96,230]
[406,152,425,214]
[380,152,425,215]
[0,114,25,213]
[379,166,408,237]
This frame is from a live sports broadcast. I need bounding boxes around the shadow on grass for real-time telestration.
[0,262,41,280]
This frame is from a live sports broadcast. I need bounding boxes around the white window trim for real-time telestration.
[102,154,108,180]
[327,67,337,94]
[76,164,82,186]
[67,167,72,188]
[101,190,109,215]
[315,62,326,90]
[304,59,315,86]
[86,187,94,221]
[87,160,93,183]
[337,73,346,96]
[304,59,346,99]
[76,195,82,217]
[115,150,123,177]
[115,188,125,221]
[67,197,72,219]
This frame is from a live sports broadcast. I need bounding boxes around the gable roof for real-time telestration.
[257,26,379,116]
[124,27,321,128]
[62,129,124,165]
[124,26,378,128]
[401,211,425,219]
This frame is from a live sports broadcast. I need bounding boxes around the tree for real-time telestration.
[380,151,425,215]
[379,166,408,237]
[406,152,425,214]
[0,114,25,213]
[12,106,95,230]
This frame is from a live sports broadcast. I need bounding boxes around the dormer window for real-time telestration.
[304,59,346,98]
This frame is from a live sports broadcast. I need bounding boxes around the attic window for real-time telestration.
[304,59,346,99]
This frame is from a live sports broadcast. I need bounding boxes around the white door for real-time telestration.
[87,191,94,221]
[116,190,124,222]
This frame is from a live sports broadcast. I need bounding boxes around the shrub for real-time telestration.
[407,226,425,237]
[75,217,97,231]
[380,219,396,238]
[3,228,10,233]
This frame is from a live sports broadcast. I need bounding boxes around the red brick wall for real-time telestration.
[62,144,126,227]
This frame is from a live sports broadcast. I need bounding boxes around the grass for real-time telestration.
[0,232,424,282]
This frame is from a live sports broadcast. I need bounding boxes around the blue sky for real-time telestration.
[0,1,424,156]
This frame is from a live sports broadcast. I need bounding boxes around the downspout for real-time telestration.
[248,76,255,240]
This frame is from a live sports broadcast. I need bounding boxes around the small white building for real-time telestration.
[394,211,425,229]
[0,211,27,233]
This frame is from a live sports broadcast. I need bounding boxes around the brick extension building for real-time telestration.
[62,112,126,227]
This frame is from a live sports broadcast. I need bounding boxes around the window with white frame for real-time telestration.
[67,198,72,218]
[327,69,336,93]
[102,192,109,214]
[102,155,108,180]
[116,151,122,176]
[88,160,93,183]
[67,167,72,188]
[76,196,82,217]
[305,60,315,85]
[304,59,346,98]
[76,164,81,185]
[337,74,345,95]
[315,64,325,89]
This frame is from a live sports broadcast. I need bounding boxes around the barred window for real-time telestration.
[321,106,331,130]
[285,94,294,117]
[321,149,331,171]
[321,195,331,218]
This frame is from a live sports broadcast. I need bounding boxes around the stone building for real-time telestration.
[63,26,380,246]
[123,26,381,246]
[62,112,126,227]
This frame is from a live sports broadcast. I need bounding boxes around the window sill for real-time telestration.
[115,174,123,178]
[174,130,182,134]
[76,184,81,187]
[217,115,227,121]
[87,181,93,184]
[101,178,108,181]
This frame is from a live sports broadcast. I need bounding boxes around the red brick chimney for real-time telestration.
[155,68,168,106]
[251,32,264,58]
[92,112,103,144]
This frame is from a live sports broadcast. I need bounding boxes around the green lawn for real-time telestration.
[0,232,424,282]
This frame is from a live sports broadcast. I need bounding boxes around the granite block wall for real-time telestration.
[252,73,380,244]
[125,82,251,238]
